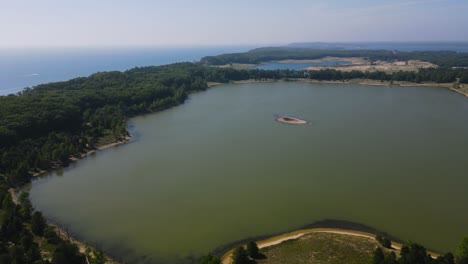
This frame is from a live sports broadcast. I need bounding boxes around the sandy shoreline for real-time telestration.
[221,228,440,264]
[96,135,132,151]
[450,87,468,97]
[275,116,308,125]
[34,135,131,175]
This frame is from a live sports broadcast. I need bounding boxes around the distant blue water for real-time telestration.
[287,42,468,52]
[254,61,351,70]
[0,46,253,95]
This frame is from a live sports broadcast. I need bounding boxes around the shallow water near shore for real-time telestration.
[30,82,468,263]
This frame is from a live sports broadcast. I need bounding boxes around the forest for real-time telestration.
[200,47,468,68]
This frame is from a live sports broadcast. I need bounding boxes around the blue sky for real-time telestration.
[0,0,467,47]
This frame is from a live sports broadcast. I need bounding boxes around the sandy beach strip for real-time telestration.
[221,228,440,264]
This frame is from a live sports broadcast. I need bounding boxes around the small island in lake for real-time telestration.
[275,116,308,124]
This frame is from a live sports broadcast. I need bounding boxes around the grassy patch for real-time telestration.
[257,232,383,264]
[34,234,59,260]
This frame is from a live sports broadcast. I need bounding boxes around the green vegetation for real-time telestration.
[31,211,46,236]
[200,47,468,68]
[200,254,221,264]
[306,68,468,83]
[0,189,87,263]
[246,241,260,259]
[220,232,466,264]
[256,232,380,264]
[231,246,253,264]
[372,242,456,264]
[376,234,392,249]
[457,237,468,264]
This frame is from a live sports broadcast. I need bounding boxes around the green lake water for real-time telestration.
[29,82,468,263]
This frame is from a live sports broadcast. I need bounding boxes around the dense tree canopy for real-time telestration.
[231,246,250,264]
[200,254,221,264]
[372,242,457,264]
[457,237,468,264]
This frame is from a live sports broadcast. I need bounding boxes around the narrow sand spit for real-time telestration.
[275,116,308,125]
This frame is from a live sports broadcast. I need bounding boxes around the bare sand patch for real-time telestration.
[275,116,308,125]
[306,59,437,73]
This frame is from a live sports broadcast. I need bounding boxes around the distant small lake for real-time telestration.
[254,60,351,70]
[30,82,468,263]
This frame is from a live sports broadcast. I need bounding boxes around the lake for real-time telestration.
[29,82,468,263]
[254,60,351,70]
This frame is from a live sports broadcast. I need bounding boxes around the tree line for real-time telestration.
[200,47,468,68]
[372,237,468,264]
[204,66,468,84]
[0,182,105,263]
[305,68,468,84]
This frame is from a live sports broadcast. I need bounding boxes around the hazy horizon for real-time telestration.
[2,41,468,50]
[1,0,468,48]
